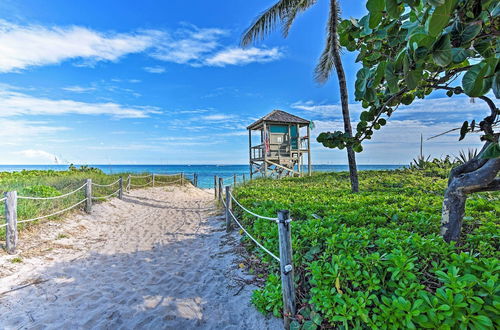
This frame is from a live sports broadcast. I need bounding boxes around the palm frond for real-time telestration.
[314,0,340,83]
[282,0,317,37]
[241,0,314,46]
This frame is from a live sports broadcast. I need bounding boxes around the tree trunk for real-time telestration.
[441,155,500,242]
[330,0,359,193]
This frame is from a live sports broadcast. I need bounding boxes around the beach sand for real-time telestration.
[0,185,282,329]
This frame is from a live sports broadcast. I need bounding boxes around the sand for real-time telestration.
[0,185,282,329]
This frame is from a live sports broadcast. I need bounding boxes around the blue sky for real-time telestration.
[0,0,489,165]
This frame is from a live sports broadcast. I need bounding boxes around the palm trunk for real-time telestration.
[330,0,359,193]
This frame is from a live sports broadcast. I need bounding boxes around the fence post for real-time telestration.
[277,210,296,329]
[5,191,18,254]
[194,173,198,187]
[225,186,232,232]
[181,172,185,185]
[233,174,237,186]
[152,174,155,187]
[243,174,246,183]
[118,176,123,199]
[85,179,92,214]
[214,176,218,199]
[127,175,131,192]
[218,178,223,203]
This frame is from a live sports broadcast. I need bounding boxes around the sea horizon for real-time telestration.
[0,164,406,188]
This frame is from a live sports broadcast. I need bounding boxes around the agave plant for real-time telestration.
[455,148,479,165]
[409,154,431,170]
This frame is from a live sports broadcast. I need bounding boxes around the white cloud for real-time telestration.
[199,114,235,121]
[150,26,226,65]
[205,47,282,66]
[143,66,166,73]
[15,149,61,163]
[0,20,158,72]
[0,21,283,72]
[292,95,492,123]
[0,119,69,147]
[0,89,160,118]
[62,85,97,93]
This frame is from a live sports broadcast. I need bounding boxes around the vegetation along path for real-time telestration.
[0,185,281,329]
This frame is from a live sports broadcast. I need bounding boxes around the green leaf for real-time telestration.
[290,320,301,330]
[480,142,500,159]
[385,62,399,93]
[386,0,403,18]
[493,71,500,98]
[459,121,468,141]
[431,34,452,66]
[460,23,482,44]
[302,320,318,330]
[451,48,473,63]
[427,0,458,37]
[366,0,385,28]
[462,59,497,97]
[428,0,445,6]
[405,70,422,90]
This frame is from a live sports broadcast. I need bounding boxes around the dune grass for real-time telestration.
[0,167,184,240]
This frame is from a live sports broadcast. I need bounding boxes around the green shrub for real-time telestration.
[234,170,499,328]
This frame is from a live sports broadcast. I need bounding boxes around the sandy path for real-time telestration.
[0,185,282,329]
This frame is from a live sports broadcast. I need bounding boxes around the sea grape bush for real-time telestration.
[234,170,499,328]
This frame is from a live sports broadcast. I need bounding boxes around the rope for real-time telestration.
[129,174,151,178]
[17,199,87,224]
[229,191,278,221]
[227,207,280,262]
[92,189,120,200]
[0,197,6,203]
[130,181,153,187]
[18,182,87,200]
[154,179,183,185]
[91,179,120,187]
[154,173,181,177]
[0,223,6,228]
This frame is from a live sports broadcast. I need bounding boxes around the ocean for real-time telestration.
[0,164,405,188]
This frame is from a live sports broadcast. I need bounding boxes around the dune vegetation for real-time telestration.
[0,166,180,238]
[233,165,499,329]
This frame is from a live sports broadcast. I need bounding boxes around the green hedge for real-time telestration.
[234,170,499,329]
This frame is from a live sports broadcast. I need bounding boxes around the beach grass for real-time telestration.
[0,167,184,240]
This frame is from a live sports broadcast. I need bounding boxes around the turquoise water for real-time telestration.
[0,164,405,188]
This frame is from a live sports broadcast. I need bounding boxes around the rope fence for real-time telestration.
[17,199,87,224]
[17,182,87,200]
[2,172,189,254]
[219,184,296,327]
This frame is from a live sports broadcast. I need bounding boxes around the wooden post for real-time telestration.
[214,175,218,199]
[225,186,232,232]
[263,122,268,178]
[194,173,198,187]
[152,174,155,187]
[118,176,123,199]
[248,129,253,180]
[181,172,184,185]
[127,175,131,192]
[85,179,92,214]
[277,210,296,329]
[5,191,18,254]
[307,124,312,176]
[243,174,246,183]
[233,174,237,186]
[218,178,223,203]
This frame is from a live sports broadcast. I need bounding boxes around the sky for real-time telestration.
[0,0,490,165]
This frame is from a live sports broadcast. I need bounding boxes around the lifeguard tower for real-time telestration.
[247,110,312,178]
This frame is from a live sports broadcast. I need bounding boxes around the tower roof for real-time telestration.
[247,110,310,130]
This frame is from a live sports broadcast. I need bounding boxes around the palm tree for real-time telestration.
[242,0,359,192]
